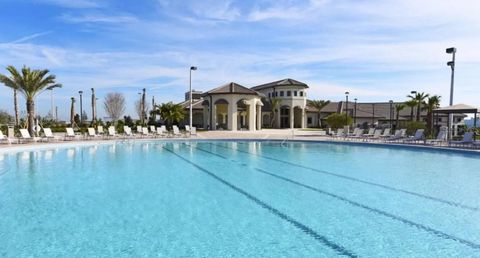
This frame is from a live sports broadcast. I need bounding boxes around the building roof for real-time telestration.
[178,99,204,110]
[202,82,260,96]
[251,78,309,91]
[434,103,480,114]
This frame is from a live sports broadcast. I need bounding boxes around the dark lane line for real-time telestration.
[210,142,479,212]
[188,144,480,251]
[163,145,357,257]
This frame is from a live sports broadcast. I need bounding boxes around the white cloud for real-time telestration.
[9,31,52,44]
[59,13,138,24]
[35,0,100,8]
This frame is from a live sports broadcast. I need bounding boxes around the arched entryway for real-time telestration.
[279,105,290,128]
[237,99,249,130]
[214,99,228,130]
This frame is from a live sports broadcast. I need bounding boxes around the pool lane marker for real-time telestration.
[189,144,480,251]
[210,142,479,212]
[162,145,357,258]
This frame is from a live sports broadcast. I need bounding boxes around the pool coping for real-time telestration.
[1,137,479,156]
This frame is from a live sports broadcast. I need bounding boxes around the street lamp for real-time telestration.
[345,91,349,132]
[189,66,198,134]
[389,100,394,129]
[354,98,357,125]
[91,88,96,123]
[410,91,417,121]
[446,47,456,140]
[78,91,83,125]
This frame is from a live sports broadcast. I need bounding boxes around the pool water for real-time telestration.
[1,141,480,257]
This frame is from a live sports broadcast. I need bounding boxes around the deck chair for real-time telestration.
[19,129,35,143]
[172,125,182,137]
[427,130,447,145]
[379,128,391,138]
[42,128,56,142]
[123,126,134,137]
[363,128,375,137]
[149,125,156,134]
[449,132,474,146]
[65,128,76,140]
[386,129,406,142]
[136,125,143,134]
[156,127,167,137]
[0,130,11,144]
[403,129,425,143]
[141,127,151,138]
[97,126,105,135]
[107,126,117,138]
[190,126,197,136]
[333,128,344,138]
[87,128,100,139]
[347,128,363,139]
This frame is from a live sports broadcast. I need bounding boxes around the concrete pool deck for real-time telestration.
[0,129,479,155]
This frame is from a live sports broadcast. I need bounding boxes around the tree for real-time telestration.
[13,89,19,126]
[152,102,185,129]
[325,113,352,129]
[268,98,281,128]
[308,100,330,127]
[404,100,417,121]
[70,97,76,127]
[103,92,126,123]
[0,110,14,124]
[0,65,61,135]
[135,99,149,124]
[394,103,405,128]
[425,95,441,137]
[407,92,429,121]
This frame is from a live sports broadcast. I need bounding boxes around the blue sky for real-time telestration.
[1,0,479,120]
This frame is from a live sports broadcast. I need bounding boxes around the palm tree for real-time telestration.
[394,103,405,128]
[153,102,185,129]
[425,95,441,137]
[0,66,61,135]
[70,97,76,127]
[308,100,330,127]
[407,92,429,121]
[269,98,281,128]
[13,89,19,126]
[404,100,417,121]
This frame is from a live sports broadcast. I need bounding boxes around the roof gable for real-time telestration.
[204,82,259,95]
[251,78,309,91]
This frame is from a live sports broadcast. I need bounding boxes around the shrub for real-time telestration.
[405,121,426,135]
[325,113,352,129]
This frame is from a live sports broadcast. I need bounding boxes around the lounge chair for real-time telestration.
[0,130,11,144]
[141,127,152,138]
[149,125,156,134]
[403,129,425,143]
[107,126,117,138]
[386,129,406,142]
[87,128,100,139]
[379,128,391,138]
[426,130,447,145]
[347,128,363,140]
[42,128,56,142]
[123,126,134,138]
[367,129,383,141]
[172,125,182,137]
[65,128,77,140]
[363,128,375,137]
[156,127,168,137]
[332,128,344,138]
[19,129,36,143]
[449,132,474,146]
[97,126,105,136]
[190,126,197,136]
[136,125,143,134]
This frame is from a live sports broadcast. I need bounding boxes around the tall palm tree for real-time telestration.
[70,97,76,127]
[0,66,61,135]
[269,98,281,128]
[13,89,19,126]
[308,100,330,127]
[404,100,417,121]
[153,102,185,129]
[425,95,441,137]
[394,103,405,128]
[407,92,429,121]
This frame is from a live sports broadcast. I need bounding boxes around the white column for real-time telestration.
[228,102,237,131]
[248,102,256,132]
[289,107,294,129]
[212,105,217,130]
[301,108,305,129]
[257,105,262,130]
[203,106,209,130]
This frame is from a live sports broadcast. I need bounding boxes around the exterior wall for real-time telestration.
[207,94,262,131]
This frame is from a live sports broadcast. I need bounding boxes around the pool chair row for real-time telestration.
[0,128,59,144]
[83,125,197,140]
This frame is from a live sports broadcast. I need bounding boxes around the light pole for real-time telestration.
[142,88,146,125]
[410,90,417,121]
[78,91,83,125]
[189,66,197,133]
[345,91,349,131]
[354,98,357,125]
[446,47,456,140]
[138,92,142,123]
[389,100,393,129]
[91,88,96,123]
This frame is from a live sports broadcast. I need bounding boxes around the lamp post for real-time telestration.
[91,88,96,123]
[78,91,83,125]
[138,92,142,123]
[446,47,456,140]
[354,98,357,125]
[189,66,197,134]
[410,90,417,121]
[389,100,393,128]
[142,88,146,125]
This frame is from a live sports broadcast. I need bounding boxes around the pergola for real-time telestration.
[433,103,478,139]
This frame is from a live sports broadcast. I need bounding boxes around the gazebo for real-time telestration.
[433,103,478,139]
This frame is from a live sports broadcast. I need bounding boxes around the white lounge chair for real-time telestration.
[379,128,391,138]
[368,129,383,140]
[172,125,182,137]
[65,128,77,140]
[141,127,151,138]
[363,128,375,137]
[403,129,425,143]
[156,127,168,137]
[386,129,406,142]
[19,129,36,143]
[42,128,56,142]
[97,126,105,136]
[427,130,447,145]
[347,128,363,140]
[124,126,134,137]
[136,125,143,134]
[0,130,11,144]
[332,128,344,138]
[149,125,156,134]
[107,126,117,138]
[190,126,197,136]
[449,132,474,146]
[87,128,100,139]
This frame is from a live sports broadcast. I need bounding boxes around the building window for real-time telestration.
[280,91,284,97]
[268,92,271,98]
[299,91,303,97]
[294,91,298,96]
[275,92,278,97]
[287,91,291,96]
[438,118,442,122]
[307,117,312,124]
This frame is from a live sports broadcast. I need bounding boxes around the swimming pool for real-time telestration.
[1,141,479,257]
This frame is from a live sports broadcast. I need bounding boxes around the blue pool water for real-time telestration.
[1,141,480,257]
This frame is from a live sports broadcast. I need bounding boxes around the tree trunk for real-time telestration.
[396,112,400,129]
[70,98,75,127]
[14,89,19,126]
[410,107,414,121]
[26,99,35,136]
[416,104,421,121]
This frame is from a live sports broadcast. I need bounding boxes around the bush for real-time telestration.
[325,113,352,129]
[405,121,426,135]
